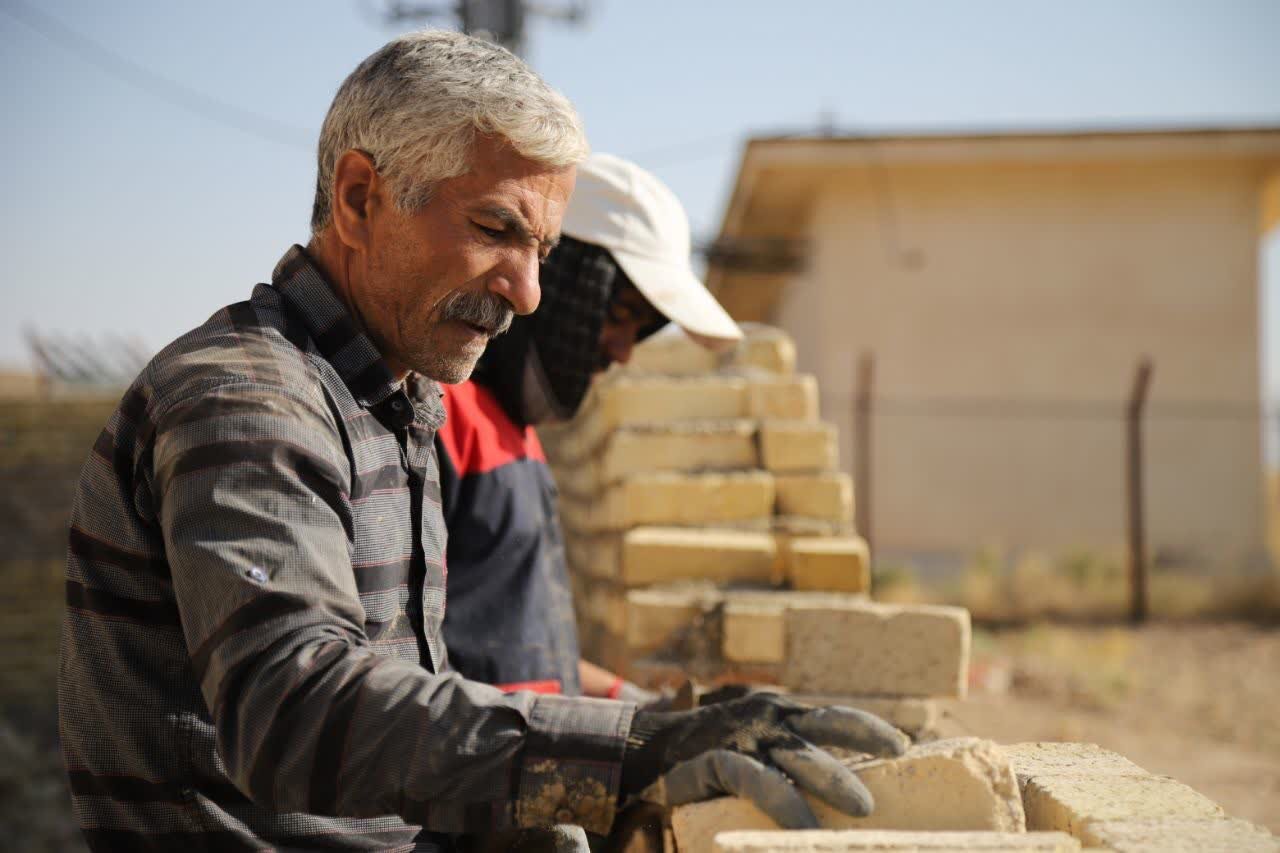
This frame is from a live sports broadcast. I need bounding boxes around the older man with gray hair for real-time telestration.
[59,30,905,852]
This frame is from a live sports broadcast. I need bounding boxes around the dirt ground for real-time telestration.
[934,620,1280,833]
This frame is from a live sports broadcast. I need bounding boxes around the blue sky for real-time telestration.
[1,0,1278,389]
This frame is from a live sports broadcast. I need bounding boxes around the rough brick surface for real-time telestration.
[624,328,722,375]
[722,602,787,663]
[559,471,774,532]
[747,374,819,420]
[775,472,855,523]
[733,325,798,375]
[623,585,719,653]
[601,420,759,483]
[712,830,1081,852]
[1078,817,1277,852]
[783,601,970,697]
[760,420,839,473]
[1021,774,1223,836]
[672,738,1026,851]
[550,376,749,459]
[598,375,747,425]
[621,526,777,586]
[1003,742,1147,787]
[785,536,870,593]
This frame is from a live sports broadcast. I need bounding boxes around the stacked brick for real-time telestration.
[541,326,969,729]
[676,741,1277,851]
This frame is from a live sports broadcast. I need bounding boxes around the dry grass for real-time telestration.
[874,546,1280,624]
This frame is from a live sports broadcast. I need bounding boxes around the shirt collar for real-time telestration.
[270,245,445,428]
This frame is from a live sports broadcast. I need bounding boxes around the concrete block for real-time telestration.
[731,325,797,375]
[785,536,871,593]
[624,585,719,654]
[564,533,621,580]
[560,471,775,532]
[1003,742,1147,788]
[713,830,1081,852]
[775,472,855,523]
[774,517,856,537]
[722,601,787,663]
[1078,818,1276,852]
[1022,774,1223,837]
[601,421,759,484]
[625,328,721,376]
[672,738,1026,851]
[760,420,838,473]
[597,375,748,426]
[784,601,971,698]
[621,526,777,586]
[748,374,819,420]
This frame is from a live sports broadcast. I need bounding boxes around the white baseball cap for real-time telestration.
[560,153,743,349]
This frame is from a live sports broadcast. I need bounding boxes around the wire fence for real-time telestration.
[820,353,1277,622]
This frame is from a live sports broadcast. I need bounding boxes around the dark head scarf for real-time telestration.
[475,235,627,425]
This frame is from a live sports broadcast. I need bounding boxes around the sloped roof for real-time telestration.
[706,124,1280,320]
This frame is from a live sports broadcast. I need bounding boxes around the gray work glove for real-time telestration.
[619,693,908,828]
[615,680,672,710]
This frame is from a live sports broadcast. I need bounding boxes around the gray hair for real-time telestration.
[310,29,588,234]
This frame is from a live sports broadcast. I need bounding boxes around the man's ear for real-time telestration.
[331,149,385,252]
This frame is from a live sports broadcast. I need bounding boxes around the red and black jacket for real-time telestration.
[435,380,582,696]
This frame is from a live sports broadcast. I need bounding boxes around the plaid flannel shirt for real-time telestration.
[59,245,633,851]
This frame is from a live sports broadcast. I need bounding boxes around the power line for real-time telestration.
[2,0,313,151]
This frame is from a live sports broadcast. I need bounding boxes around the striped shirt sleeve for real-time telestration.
[151,379,634,833]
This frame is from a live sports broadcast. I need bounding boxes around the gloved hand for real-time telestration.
[615,680,678,711]
[619,693,908,828]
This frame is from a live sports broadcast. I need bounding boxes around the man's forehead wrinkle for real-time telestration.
[474,198,561,250]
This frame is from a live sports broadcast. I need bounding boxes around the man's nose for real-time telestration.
[487,248,541,316]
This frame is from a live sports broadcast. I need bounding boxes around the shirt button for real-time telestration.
[246,567,268,584]
[554,807,574,824]
[390,399,405,412]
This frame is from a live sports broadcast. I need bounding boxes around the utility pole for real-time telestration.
[380,0,588,57]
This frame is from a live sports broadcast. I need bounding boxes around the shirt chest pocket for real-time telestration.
[351,492,418,654]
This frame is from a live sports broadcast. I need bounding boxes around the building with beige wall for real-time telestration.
[708,127,1280,566]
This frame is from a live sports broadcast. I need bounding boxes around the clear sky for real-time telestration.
[1,0,1278,385]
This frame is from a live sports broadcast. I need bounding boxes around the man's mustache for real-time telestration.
[439,291,514,336]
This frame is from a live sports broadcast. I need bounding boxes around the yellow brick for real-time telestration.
[759,420,838,473]
[1079,818,1275,852]
[730,325,796,375]
[597,376,748,426]
[721,602,786,663]
[560,471,775,532]
[1022,775,1223,838]
[1004,742,1147,789]
[625,328,722,375]
[774,471,854,522]
[564,534,621,580]
[673,738,1028,852]
[786,536,870,593]
[624,586,716,654]
[746,374,818,420]
[621,526,776,586]
[783,600,971,697]
[601,421,759,484]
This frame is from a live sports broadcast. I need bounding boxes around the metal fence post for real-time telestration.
[854,352,875,559]
[1127,357,1154,623]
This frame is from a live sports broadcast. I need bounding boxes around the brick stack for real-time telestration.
[541,326,969,731]
[675,741,1277,852]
